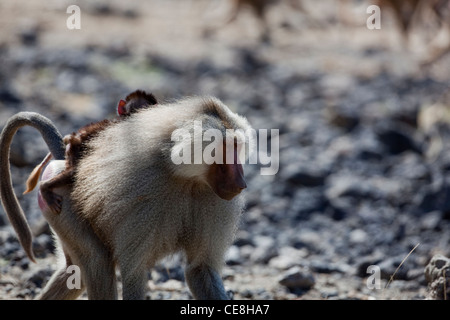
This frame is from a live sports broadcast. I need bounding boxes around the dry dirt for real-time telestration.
[0,0,449,300]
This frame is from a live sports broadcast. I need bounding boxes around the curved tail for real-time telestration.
[0,112,65,262]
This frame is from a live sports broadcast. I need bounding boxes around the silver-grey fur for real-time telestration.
[0,112,117,299]
[71,96,252,299]
[0,97,252,300]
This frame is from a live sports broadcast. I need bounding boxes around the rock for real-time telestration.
[18,22,41,46]
[281,162,327,188]
[325,174,407,209]
[279,266,315,292]
[324,104,359,132]
[250,243,277,265]
[32,234,55,258]
[326,197,352,220]
[250,236,278,264]
[225,245,243,266]
[158,279,184,291]
[325,175,370,200]
[233,230,254,247]
[240,289,254,298]
[378,256,408,281]
[388,153,431,181]
[320,73,355,99]
[291,228,323,252]
[0,230,10,246]
[320,288,339,299]
[418,102,450,135]
[268,246,309,270]
[355,253,384,278]
[152,255,185,283]
[424,255,450,300]
[310,260,352,274]
[416,177,450,218]
[287,188,327,220]
[420,211,442,231]
[90,3,114,16]
[0,212,5,227]
[349,229,368,244]
[1,239,21,260]
[0,87,22,104]
[23,266,53,289]
[374,120,422,155]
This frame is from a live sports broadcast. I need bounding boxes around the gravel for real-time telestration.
[0,0,449,300]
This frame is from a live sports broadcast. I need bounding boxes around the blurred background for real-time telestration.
[0,0,449,299]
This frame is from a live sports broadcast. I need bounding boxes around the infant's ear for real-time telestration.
[117,100,127,116]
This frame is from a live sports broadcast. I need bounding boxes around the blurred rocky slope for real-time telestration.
[0,0,449,299]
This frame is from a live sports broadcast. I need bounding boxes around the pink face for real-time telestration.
[206,142,247,201]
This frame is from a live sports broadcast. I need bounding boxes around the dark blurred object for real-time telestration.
[216,0,306,43]
[278,266,315,293]
[89,2,139,19]
[378,0,421,38]
[375,120,422,155]
[378,0,450,65]
[0,87,22,105]
[18,22,41,47]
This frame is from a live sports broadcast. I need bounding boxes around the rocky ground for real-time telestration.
[0,0,449,300]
